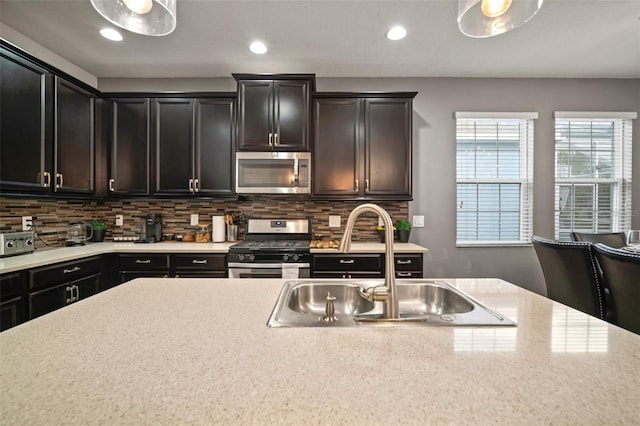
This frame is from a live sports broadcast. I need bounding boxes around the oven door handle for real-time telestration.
[228,262,310,269]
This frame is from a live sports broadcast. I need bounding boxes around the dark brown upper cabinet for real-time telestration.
[0,47,53,193]
[154,96,235,197]
[312,93,416,200]
[0,43,96,197]
[53,77,96,194]
[234,74,315,152]
[107,98,151,195]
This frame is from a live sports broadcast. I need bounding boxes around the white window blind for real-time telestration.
[554,112,635,240]
[455,112,536,246]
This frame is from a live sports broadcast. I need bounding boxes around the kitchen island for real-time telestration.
[1,278,639,424]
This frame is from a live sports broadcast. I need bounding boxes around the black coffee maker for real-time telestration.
[138,214,162,243]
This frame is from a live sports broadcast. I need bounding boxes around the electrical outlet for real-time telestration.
[22,216,33,231]
[115,215,123,227]
[190,214,199,226]
[329,215,341,228]
[412,215,425,228]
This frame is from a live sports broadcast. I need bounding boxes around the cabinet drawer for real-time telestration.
[118,254,169,271]
[1,296,25,332]
[312,271,383,279]
[30,256,102,290]
[312,254,382,272]
[395,271,422,279]
[29,273,100,319]
[174,271,227,278]
[1,271,26,300]
[393,254,423,271]
[173,254,226,271]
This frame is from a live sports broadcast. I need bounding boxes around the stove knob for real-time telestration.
[283,254,289,261]
[26,238,34,246]
[249,254,255,261]
[292,254,300,261]
[6,240,14,248]
[238,254,245,261]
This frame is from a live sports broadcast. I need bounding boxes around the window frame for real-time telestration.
[455,112,537,247]
[553,111,635,240]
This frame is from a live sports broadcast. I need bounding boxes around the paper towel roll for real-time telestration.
[212,216,226,242]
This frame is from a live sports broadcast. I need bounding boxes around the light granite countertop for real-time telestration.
[0,242,427,273]
[1,277,639,424]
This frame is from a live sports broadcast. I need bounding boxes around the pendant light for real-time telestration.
[458,0,544,38]
[91,0,177,36]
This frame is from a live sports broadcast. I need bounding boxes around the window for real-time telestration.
[554,112,635,240]
[455,112,536,246]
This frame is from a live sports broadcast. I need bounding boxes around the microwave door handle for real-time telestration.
[293,158,299,186]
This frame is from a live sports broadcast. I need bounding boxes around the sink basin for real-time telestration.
[267,280,516,327]
[287,283,375,316]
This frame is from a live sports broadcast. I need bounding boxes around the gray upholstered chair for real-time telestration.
[570,231,627,249]
[592,243,640,335]
[532,236,607,320]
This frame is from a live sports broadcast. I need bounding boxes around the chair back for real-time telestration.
[592,243,640,334]
[532,236,606,319]
[570,231,627,248]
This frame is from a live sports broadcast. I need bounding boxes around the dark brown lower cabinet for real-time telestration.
[173,253,227,278]
[28,256,102,320]
[29,273,100,319]
[117,254,170,283]
[0,271,27,331]
[311,253,423,279]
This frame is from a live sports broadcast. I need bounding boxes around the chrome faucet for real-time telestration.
[338,203,399,319]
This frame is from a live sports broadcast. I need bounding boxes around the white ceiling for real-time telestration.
[1,0,639,79]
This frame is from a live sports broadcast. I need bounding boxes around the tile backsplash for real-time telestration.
[0,196,408,248]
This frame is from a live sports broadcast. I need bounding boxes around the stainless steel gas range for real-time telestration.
[227,219,311,279]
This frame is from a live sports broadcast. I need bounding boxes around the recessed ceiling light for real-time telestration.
[386,26,407,41]
[100,28,123,41]
[249,41,268,54]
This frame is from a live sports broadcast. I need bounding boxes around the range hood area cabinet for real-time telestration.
[1,43,97,196]
[153,96,236,197]
[104,94,236,198]
[234,74,315,152]
[312,93,416,200]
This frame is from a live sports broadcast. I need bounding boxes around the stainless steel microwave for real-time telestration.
[235,152,311,194]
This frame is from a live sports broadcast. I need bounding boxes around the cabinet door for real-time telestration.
[154,98,194,194]
[364,98,412,199]
[237,80,273,150]
[312,98,362,197]
[0,48,52,192]
[273,80,310,151]
[29,273,100,320]
[0,271,27,331]
[54,77,95,193]
[195,98,235,196]
[109,98,150,195]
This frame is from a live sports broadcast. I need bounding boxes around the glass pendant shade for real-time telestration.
[458,0,544,38]
[91,0,177,36]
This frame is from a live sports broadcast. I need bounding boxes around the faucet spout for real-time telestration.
[338,203,398,319]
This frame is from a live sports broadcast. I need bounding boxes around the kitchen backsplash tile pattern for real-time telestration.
[0,196,408,248]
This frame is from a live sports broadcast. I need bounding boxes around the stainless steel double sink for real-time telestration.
[267,279,516,327]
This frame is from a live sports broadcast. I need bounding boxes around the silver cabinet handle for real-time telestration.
[192,259,208,264]
[274,133,278,146]
[56,173,63,188]
[43,171,51,188]
[355,179,359,191]
[75,285,80,301]
[397,272,412,277]
[339,259,355,264]
[65,286,73,304]
[268,133,273,147]
[396,259,412,265]
[188,178,194,192]
[194,179,199,192]
[63,266,81,274]
[135,259,151,264]
[109,178,115,192]
[365,179,369,191]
